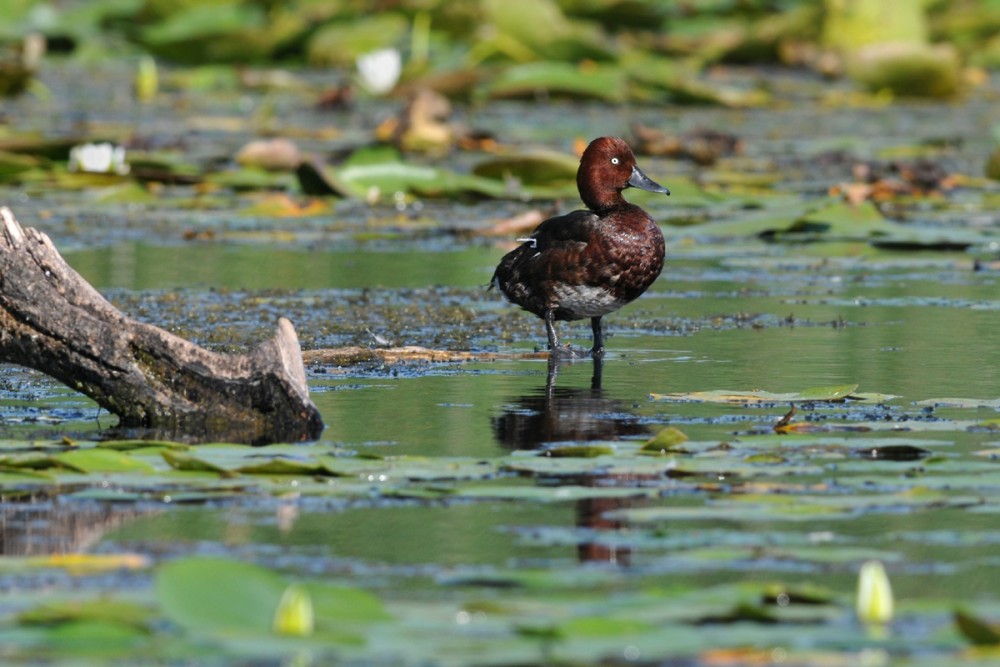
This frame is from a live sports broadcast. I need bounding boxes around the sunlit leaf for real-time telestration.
[53,449,155,474]
[313,146,512,201]
[0,553,152,575]
[641,426,690,454]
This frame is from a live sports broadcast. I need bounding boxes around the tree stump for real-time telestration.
[0,207,323,444]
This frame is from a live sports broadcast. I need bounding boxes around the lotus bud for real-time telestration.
[273,584,314,636]
[856,560,894,624]
[135,55,158,103]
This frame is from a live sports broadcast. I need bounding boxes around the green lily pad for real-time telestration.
[161,450,234,475]
[650,384,860,404]
[956,608,1000,645]
[0,150,43,181]
[773,200,905,240]
[310,146,512,201]
[156,557,289,636]
[156,557,387,643]
[543,445,615,458]
[472,149,579,186]
[482,62,627,102]
[641,427,690,454]
[53,449,155,474]
[307,13,409,67]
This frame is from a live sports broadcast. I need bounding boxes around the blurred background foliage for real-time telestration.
[0,0,997,103]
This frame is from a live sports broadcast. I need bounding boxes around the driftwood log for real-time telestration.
[0,207,323,444]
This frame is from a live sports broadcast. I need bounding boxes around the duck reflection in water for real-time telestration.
[492,357,649,565]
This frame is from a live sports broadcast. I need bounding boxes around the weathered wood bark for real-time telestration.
[0,207,323,444]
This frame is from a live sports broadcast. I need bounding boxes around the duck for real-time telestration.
[491,136,669,358]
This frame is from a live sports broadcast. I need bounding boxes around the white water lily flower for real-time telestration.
[68,142,129,175]
[357,47,402,95]
[856,559,894,624]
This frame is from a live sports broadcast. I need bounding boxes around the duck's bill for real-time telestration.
[628,165,670,195]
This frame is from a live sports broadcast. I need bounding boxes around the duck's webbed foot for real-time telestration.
[544,309,574,359]
[544,310,579,359]
[543,311,602,359]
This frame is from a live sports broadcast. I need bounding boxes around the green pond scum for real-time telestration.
[6,0,1000,664]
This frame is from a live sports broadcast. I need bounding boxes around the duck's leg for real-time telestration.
[590,316,605,358]
[544,309,560,353]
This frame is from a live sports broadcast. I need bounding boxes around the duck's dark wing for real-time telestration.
[490,209,600,317]
[522,209,600,251]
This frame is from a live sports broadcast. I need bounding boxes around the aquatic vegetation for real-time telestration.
[0,1,1000,664]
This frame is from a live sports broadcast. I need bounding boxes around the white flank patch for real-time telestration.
[552,284,623,318]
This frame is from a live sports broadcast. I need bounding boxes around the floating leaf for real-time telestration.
[53,449,155,474]
[916,397,1000,409]
[651,384,860,405]
[453,484,655,502]
[849,43,961,98]
[236,457,334,477]
[956,609,1000,645]
[140,3,291,64]
[472,149,579,186]
[157,557,287,636]
[641,427,690,454]
[98,440,191,452]
[1,553,152,576]
[156,557,385,643]
[761,583,834,606]
[307,14,409,67]
[19,599,154,631]
[161,450,233,475]
[0,150,42,181]
[692,601,780,625]
[482,62,626,102]
[311,146,511,201]
[480,0,615,63]
[543,445,615,458]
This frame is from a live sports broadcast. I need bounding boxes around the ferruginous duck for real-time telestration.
[491,136,669,357]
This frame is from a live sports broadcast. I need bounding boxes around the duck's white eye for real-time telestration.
[611,157,620,165]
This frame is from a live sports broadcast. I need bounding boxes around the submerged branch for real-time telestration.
[303,346,547,366]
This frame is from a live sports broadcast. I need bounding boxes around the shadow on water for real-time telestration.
[492,356,652,566]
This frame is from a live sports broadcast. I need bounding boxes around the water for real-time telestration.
[4,64,1000,662]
